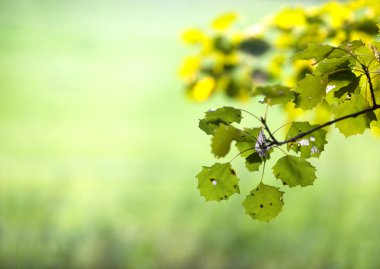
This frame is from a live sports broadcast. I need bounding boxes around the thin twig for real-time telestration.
[266,104,380,147]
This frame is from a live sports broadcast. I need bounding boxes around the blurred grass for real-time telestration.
[1,0,380,269]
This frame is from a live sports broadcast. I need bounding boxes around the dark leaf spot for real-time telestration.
[230,169,236,176]
[209,178,216,182]
[260,204,264,208]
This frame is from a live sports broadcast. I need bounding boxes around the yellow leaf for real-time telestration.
[311,102,332,125]
[370,122,380,138]
[211,12,238,31]
[191,76,216,102]
[181,28,206,44]
[272,8,306,30]
[285,102,304,121]
[178,56,201,81]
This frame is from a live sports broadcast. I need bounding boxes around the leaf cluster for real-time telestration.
[194,26,380,222]
[179,0,380,103]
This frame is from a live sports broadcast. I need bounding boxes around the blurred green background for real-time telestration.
[1,0,380,268]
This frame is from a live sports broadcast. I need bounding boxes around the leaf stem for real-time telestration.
[241,109,263,123]
[260,117,278,144]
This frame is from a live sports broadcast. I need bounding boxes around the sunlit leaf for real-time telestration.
[196,163,240,201]
[211,125,240,158]
[316,57,350,75]
[211,12,238,31]
[273,8,306,30]
[285,122,327,158]
[327,71,358,96]
[191,76,216,102]
[327,40,365,58]
[272,155,316,187]
[294,44,334,62]
[369,42,380,62]
[333,94,370,137]
[181,28,206,45]
[242,183,284,222]
[294,74,328,110]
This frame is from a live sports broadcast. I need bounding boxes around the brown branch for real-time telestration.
[363,64,377,107]
[266,104,380,147]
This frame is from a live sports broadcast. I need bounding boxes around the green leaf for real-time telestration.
[239,38,270,56]
[294,74,328,110]
[316,57,350,76]
[333,75,361,99]
[254,85,294,106]
[196,163,240,202]
[211,125,240,158]
[205,106,242,124]
[327,40,365,58]
[272,155,316,187]
[354,19,379,35]
[294,44,334,62]
[354,45,377,66]
[235,128,262,157]
[369,42,380,63]
[333,94,370,137]
[199,106,243,135]
[245,152,263,172]
[327,71,358,95]
[242,182,284,222]
[285,122,327,158]
[198,118,222,135]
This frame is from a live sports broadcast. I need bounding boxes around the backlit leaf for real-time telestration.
[191,76,216,102]
[211,12,238,31]
[245,152,263,172]
[254,85,294,106]
[242,183,284,222]
[272,155,316,187]
[211,125,240,158]
[327,40,365,58]
[333,94,370,137]
[294,44,334,62]
[316,57,350,75]
[285,122,327,158]
[196,163,240,202]
[205,106,243,124]
[294,74,328,110]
